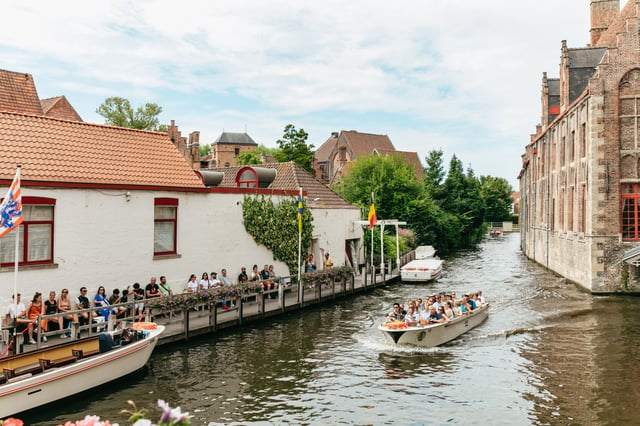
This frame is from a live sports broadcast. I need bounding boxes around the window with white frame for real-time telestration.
[154,198,178,255]
[0,197,55,267]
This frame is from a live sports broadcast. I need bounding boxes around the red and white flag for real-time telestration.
[0,170,24,238]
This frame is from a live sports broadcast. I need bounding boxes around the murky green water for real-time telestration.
[26,233,640,425]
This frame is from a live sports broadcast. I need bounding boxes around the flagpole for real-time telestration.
[297,187,303,303]
[12,166,22,322]
[370,192,374,284]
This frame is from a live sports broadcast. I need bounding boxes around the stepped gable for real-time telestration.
[0,110,204,188]
[210,162,358,209]
[0,69,43,116]
[40,96,83,122]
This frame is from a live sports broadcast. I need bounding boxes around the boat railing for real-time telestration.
[1,300,144,354]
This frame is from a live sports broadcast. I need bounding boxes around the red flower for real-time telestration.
[2,419,25,426]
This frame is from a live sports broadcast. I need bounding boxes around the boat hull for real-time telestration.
[400,258,443,282]
[0,325,164,418]
[379,305,488,347]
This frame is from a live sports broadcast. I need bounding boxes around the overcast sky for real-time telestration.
[2,0,596,188]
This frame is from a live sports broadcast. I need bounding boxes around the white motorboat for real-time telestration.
[400,258,444,282]
[378,304,488,347]
[0,323,164,418]
[414,245,437,259]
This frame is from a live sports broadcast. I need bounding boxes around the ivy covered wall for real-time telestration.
[242,195,314,276]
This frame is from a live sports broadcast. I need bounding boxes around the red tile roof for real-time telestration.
[315,130,396,162]
[40,96,83,122]
[375,149,425,178]
[0,69,43,116]
[0,111,205,189]
[210,162,358,209]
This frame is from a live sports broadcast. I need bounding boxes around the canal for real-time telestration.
[29,233,640,425]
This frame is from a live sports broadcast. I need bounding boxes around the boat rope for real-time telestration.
[0,319,37,357]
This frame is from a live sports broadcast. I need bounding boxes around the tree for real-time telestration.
[237,145,282,165]
[274,124,315,173]
[479,176,514,221]
[96,97,164,130]
[424,149,445,198]
[332,153,423,222]
[199,144,211,157]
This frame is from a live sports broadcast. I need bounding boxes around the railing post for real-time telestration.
[183,308,190,341]
[239,297,244,325]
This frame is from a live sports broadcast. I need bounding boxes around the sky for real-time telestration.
[1,0,595,188]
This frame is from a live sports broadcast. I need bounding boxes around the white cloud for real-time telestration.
[0,0,595,186]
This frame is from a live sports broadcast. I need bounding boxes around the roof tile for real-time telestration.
[0,111,204,188]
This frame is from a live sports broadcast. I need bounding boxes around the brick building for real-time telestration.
[519,0,640,293]
[313,130,424,184]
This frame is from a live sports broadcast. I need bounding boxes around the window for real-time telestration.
[234,147,240,157]
[154,198,178,255]
[622,184,640,240]
[0,197,55,267]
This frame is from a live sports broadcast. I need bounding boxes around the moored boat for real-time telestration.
[0,323,164,418]
[379,304,488,347]
[400,258,444,282]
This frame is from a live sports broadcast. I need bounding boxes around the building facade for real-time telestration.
[520,0,640,293]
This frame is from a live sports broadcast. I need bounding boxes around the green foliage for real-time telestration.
[199,144,211,157]
[479,175,514,221]
[274,124,315,173]
[96,96,164,130]
[333,153,423,221]
[424,149,445,198]
[237,144,282,165]
[301,265,354,287]
[241,195,313,275]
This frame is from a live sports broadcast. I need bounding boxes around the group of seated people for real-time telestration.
[386,291,485,325]
[4,265,288,344]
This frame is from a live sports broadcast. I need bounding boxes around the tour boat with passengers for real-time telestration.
[379,303,489,347]
[0,322,164,418]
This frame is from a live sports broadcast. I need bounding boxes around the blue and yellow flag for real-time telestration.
[297,189,303,233]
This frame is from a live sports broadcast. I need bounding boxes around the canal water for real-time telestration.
[28,233,640,425]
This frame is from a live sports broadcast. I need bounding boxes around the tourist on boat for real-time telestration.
[108,288,127,318]
[457,299,470,315]
[404,302,420,324]
[44,290,64,335]
[94,286,113,319]
[5,293,27,333]
[427,306,446,324]
[120,289,132,316]
[26,292,46,343]
[305,254,317,273]
[324,252,334,269]
[132,283,145,315]
[57,288,77,329]
[199,272,212,291]
[386,303,405,322]
[464,293,477,310]
[477,290,485,304]
[158,275,173,295]
[186,274,199,292]
[444,301,455,319]
[146,277,161,298]
[436,306,451,322]
[237,267,249,283]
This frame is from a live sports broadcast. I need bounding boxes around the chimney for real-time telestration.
[541,72,549,127]
[590,0,619,46]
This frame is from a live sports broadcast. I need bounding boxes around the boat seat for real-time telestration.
[72,348,100,359]
[4,362,44,380]
[39,355,77,369]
